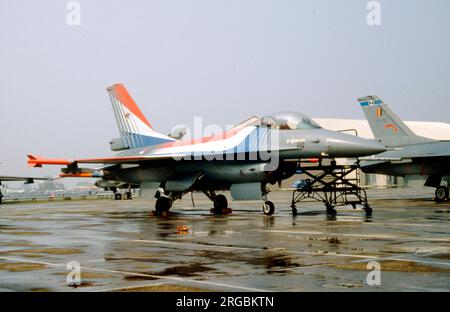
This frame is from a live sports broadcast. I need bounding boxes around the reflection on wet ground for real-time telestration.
[0,188,448,292]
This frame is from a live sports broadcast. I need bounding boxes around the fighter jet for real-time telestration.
[0,174,48,204]
[27,84,385,215]
[358,96,450,202]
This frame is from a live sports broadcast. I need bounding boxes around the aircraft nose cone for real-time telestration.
[326,136,386,157]
[356,140,387,156]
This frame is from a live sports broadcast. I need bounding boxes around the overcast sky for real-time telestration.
[1,0,449,179]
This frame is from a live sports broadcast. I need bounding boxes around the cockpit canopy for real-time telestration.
[261,111,321,130]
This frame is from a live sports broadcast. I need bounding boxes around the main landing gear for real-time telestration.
[112,188,133,200]
[290,160,373,218]
[155,196,172,215]
[203,191,232,214]
[153,189,177,216]
[152,188,233,216]
[435,184,450,202]
[112,188,122,200]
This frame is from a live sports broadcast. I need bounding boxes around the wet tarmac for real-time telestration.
[0,188,449,292]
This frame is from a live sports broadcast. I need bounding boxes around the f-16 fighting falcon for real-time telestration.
[27,84,386,215]
[359,96,450,202]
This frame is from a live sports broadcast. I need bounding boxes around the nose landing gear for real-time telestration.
[261,186,275,216]
[263,200,275,216]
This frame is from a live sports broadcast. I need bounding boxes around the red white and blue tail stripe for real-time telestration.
[107,84,175,149]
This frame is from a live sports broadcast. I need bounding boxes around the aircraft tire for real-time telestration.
[213,194,228,208]
[435,186,449,202]
[155,197,171,213]
[213,195,229,214]
[263,201,275,216]
[114,193,122,200]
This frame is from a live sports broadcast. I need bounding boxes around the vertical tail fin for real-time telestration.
[107,83,175,150]
[358,96,434,147]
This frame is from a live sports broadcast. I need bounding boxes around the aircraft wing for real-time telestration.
[0,176,48,183]
[404,150,450,159]
[76,155,183,164]
[27,154,179,168]
[360,142,450,163]
[359,157,403,162]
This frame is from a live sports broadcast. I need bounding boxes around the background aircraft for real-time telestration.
[28,84,385,216]
[0,174,48,204]
[358,96,450,202]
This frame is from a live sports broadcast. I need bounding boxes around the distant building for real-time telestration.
[313,118,450,141]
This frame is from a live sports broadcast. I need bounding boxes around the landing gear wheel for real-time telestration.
[326,204,337,217]
[155,197,171,215]
[213,194,231,214]
[263,201,275,216]
[114,193,122,200]
[213,194,228,209]
[124,191,132,200]
[435,186,449,202]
